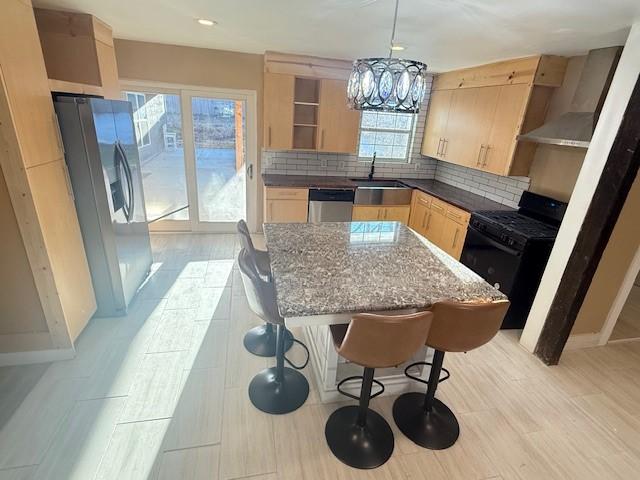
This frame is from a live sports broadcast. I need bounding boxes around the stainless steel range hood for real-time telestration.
[518,46,623,148]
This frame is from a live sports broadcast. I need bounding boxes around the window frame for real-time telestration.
[126,91,151,148]
[357,110,416,163]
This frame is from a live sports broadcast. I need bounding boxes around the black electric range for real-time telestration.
[461,191,568,329]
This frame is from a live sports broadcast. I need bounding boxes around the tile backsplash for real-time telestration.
[433,162,530,208]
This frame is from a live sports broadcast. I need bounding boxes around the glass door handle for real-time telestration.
[246,163,253,179]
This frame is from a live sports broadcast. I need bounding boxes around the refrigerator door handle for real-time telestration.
[115,140,134,223]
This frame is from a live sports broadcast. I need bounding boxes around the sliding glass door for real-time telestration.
[125,90,189,227]
[123,85,257,232]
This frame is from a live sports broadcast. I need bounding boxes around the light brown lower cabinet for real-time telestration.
[408,190,470,260]
[264,187,309,223]
[352,205,410,224]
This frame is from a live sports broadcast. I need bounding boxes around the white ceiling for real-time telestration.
[33,0,640,72]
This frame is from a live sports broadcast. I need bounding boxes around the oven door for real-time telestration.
[460,225,523,296]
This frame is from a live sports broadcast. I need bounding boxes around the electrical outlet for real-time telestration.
[320,158,328,168]
[265,156,273,168]
[414,162,420,171]
[339,161,346,170]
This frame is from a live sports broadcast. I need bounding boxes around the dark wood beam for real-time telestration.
[535,73,640,365]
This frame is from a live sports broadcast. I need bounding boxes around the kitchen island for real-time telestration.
[264,221,505,402]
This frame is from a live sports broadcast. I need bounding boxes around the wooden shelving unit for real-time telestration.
[293,78,320,149]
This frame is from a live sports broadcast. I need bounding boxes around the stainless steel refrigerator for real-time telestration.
[54,95,153,317]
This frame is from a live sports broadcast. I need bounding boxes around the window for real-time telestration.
[126,92,151,147]
[358,111,415,162]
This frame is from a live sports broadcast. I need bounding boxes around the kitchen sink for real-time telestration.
[350,179,409,188]
[350,178,413,205]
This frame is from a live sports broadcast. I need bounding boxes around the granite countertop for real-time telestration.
[261,174,514,212]
[264,221,506,318]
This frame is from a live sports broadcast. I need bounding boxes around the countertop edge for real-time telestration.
[262,174,514,213]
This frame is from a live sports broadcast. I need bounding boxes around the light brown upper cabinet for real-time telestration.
[263,52,360,153]
[421,55,568,176]
[34,8,121,99]
[421,89,452,158]
[264,72,295,150]
[318,79,360,153]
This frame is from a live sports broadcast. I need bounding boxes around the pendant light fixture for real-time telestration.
[347,0,428,113]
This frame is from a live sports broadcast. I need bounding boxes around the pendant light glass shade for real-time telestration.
[347,58,427,113]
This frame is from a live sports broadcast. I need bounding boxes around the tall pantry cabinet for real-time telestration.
[0,0,96,363]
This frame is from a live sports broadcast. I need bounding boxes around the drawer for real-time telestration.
[446,205,471,225]
[430,198,448,214]
[413,190,433,208]
[265,187,309,200]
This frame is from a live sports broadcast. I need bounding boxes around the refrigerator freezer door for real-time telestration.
[109,99,153,307]
[57,97,128,316]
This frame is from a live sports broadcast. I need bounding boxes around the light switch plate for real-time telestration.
[320,158,328,168]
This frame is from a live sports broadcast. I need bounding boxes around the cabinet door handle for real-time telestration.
[476,145,485,166]
[320,129,325,149]
[442,139,448,157]
[482,145,490,167]
[452,228,459,249]
[268,126,272,147]
[437,138,443,156]
[421,211,428,228]
[425,213,432,229]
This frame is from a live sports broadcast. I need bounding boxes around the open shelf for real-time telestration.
[293,125,317,150]
[293,77,320,149]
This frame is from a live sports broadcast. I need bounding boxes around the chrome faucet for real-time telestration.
[368,152,376,181]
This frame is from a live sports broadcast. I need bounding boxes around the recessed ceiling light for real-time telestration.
[197,19,216,26]
[391,44,405,51]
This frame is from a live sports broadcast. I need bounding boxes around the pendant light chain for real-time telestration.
[389,0,400,58]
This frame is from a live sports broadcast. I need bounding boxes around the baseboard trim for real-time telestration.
[0,347,75,366]
[564,333,601,350]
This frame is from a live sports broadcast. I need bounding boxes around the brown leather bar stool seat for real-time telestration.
[237,248,309,414]
[393,300,509,450]
[325,311,433,469]
[236,220,293,357]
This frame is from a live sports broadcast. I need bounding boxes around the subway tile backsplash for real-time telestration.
[433,162,530,208]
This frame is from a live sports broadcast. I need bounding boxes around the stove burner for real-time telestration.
[473,211,559,240]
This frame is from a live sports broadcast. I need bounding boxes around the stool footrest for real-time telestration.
[336,375,385,401]
[404,361,450,386]
[284,337,310,370]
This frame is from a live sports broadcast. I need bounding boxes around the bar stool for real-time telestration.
[392,300,509,450]
[236,220,293,357]
[237,248,310,414]
[325,311,433,469]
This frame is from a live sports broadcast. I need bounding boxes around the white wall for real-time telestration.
[520,21,640,352]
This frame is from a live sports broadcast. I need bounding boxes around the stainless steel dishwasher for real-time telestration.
[308,189,355,223]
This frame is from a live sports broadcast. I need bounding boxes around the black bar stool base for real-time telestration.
[248,366,309,414]
[325,406,394,469]
[392,392,459,450]
[243,325,294,357]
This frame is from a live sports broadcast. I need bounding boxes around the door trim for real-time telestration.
[121,79,258,233]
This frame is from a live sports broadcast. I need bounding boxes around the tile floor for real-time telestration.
[1,233,640,479]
